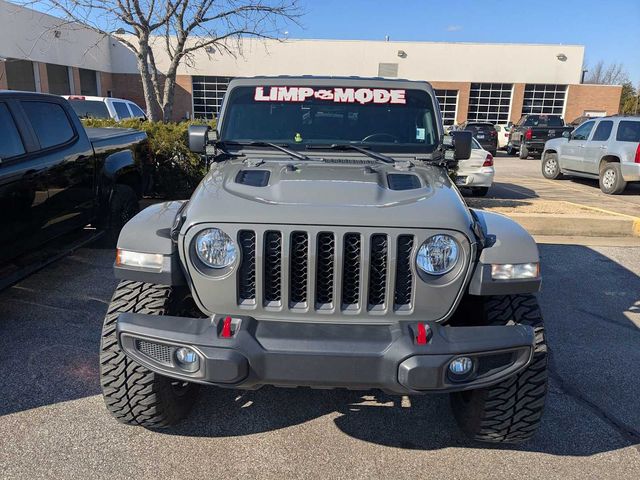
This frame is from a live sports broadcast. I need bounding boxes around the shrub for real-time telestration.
[82,118,214,199]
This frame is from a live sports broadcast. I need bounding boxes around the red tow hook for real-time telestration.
[416,322,429,345]
[221,316,233,338]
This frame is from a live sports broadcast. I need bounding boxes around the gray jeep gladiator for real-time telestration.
[101,77,547,444]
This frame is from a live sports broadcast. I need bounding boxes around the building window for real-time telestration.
[523,84,566,115]
[47,64,71,95]
[192,76,232,120]
[5,59,36,92]
[79,68,98,96]
[468,83,513,124]
[434,89,458,126]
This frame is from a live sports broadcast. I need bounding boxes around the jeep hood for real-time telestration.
[185,156,473,231]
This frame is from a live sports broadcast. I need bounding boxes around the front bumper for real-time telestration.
[117,314,534,394]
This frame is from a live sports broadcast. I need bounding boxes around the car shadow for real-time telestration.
[0,244,638,457]
[567,177,640,196]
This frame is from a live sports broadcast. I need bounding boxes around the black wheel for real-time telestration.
[506,145,515,156]
[471,187,490,197]
[518,144,529,159]
[599,162,627,195]
[450,294,548,443]
[105,184,139,245]
[100,281,200,427]
[541,153,563,180]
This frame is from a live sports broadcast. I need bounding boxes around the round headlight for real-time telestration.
[195,228,237,268]
[417,234,459,275]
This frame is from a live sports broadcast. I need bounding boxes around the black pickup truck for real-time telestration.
[508,114,573,159]
[0,91,148,278]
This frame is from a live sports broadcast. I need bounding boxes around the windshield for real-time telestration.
[220,85,440,152]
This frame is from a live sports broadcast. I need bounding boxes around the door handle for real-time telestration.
[599,145,607,149]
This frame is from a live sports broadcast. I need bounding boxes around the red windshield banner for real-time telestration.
[254,86,407,105]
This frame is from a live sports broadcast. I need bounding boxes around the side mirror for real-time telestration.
[188,125,218,153]
[562,130,571,139]
[450,130,472,160]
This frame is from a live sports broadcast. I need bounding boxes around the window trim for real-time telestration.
[19,99,79,154]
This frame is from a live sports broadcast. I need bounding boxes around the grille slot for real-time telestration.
[136,340,172,365]
[341,233,361,307]
[290,232,309,305]
[238,230,256,301]
[368,234,388,307]
[263,231,282,304]
[394,235,414,307]
[316,232,335,306]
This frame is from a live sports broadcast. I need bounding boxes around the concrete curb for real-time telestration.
[505,213,640,238]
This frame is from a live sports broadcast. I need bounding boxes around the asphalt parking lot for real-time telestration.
[1,239,639,480]
[489,153,640,217]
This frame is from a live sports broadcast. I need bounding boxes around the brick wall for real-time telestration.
[0,61,7,89]
[100,72,113,97]
[36,62,48,93]
[564,84,622,122]
[510,83,525,123]
[173,75,193,121]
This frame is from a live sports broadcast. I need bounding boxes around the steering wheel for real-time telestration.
[361,133,400,143]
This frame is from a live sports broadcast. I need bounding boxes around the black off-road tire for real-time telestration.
[104,184,139,245]
[450,294,548,443]
[100,280,200,427]
[599,162,627,195]
[541,152,563,180]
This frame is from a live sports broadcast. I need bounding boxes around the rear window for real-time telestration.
[113,102,131,119]
[467,123,494,130]
[22,101,75,149]
[68,99,110,119]
[522,115,564,127]
[616,121,640,142]
[0,103,25,160]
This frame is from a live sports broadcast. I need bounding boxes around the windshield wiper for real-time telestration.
[220,141,311,161]
[306,143,395,164]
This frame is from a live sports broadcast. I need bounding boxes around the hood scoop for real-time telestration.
[387,173,422,191]
[235,169,270,187]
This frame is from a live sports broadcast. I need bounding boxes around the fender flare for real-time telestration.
[114,201,187,285]
[468,209,541,295]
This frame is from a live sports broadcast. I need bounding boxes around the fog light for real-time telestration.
[449,357,474,376]
[175,347,199,372]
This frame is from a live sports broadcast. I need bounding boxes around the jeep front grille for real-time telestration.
[237,228,415,313]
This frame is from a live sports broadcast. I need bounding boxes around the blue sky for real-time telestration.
[285,0,640,84]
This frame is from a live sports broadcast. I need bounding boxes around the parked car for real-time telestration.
[495,123,512,150]
[103,76,547,444]
[541,115,640,194]
[0,91,147,269]
[508,114,573,159]
[454,135,495,196]
[458,121,497,155]
[63,95,147,121]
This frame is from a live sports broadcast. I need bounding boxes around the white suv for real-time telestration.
[541,116,640,194]
[63,95,147,122]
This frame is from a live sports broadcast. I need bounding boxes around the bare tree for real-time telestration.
[25,1,300,121]
[583,60,630,85]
